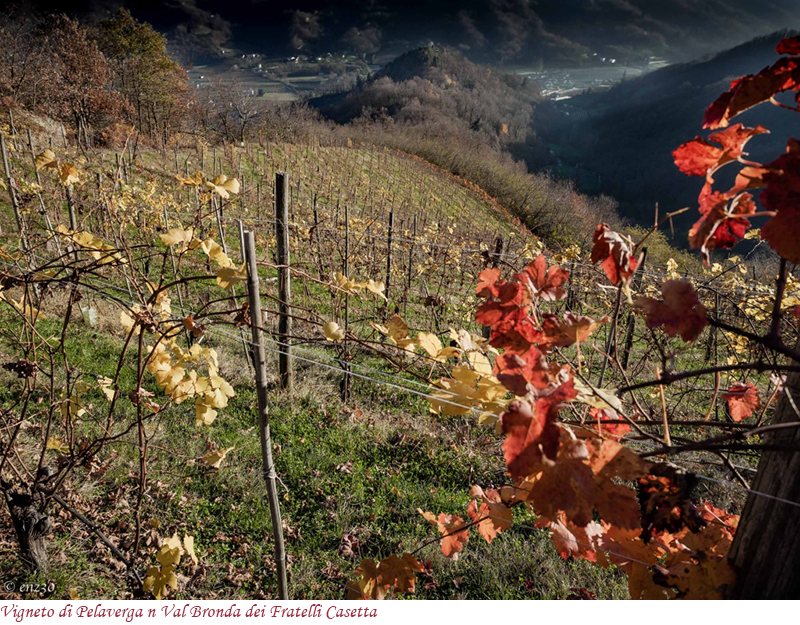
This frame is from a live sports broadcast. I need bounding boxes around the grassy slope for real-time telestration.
[0,135,628,600]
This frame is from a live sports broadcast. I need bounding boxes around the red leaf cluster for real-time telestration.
[703,56,800,130]
[678,36,800,264]
[465,254,741,600]
[590,223,638,286]
[673,124,767,177]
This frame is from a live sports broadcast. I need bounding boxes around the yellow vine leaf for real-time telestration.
[418,332,459,362]
[200,238,233,268]
[203,446,235,468]
[160,227,194,252]
[159,534,183,566]
[46,436,69,454]
[175,171,204,187]
[467,351,493,375]
[2,294,43,322]
[35,149,58,170]
[97,376,115,401]
[183,535,198,565]
[371,314,415,351]
[216,264,246,290]
[334,271,361,294]
[363,279,387,300]
[195,397,218,426]
[58,163,80,186]
[322,321,345,342]
[205,174,240,199]
[143,564,177,600]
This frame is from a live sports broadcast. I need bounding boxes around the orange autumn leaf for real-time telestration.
[417,509,469,559]
[723,382,760,422]
[376,553,424,594]
[466,491,513,544]
[541,312,609,347]
[475,266,501,298]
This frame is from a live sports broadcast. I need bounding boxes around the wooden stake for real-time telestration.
[243,230,289,600]
[1,133,30,254]
[275,173,293,391]
[342,202,351,402]
[386,208,395,302]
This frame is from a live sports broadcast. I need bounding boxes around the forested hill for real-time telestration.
[534,31,797,237]
[311,45,542,150]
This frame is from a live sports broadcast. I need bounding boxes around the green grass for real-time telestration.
[0,316,629,600]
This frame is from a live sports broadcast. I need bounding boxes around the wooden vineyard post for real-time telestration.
[385,208,395,303]
[212,197,227,254]
[27,129,61,255]
[243,230,289,600]
[312,194,325,279]
[341,203,351,402]
[405,215,417,316]
[620,247,647,370]
[8,109,18,151]
[726,337,800,598]
[275,173,293,391]
[566,260,576,311]
[0,133,30,254]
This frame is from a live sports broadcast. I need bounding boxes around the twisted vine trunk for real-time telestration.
[726,355,800,598]
[3,484,51,572]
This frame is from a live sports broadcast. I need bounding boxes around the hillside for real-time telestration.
[533,31,797,237]
[313,45,541,149]
[0,109,645,599]
[311,45,620,247]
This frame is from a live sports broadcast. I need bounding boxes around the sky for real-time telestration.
[19,0,800,66]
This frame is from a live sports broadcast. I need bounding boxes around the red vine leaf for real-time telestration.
[501,383,576,480]
[539,514,607,564]
[634,279,708,342]
[376,553,424,594]
[466,498,513,544]
[590,223,638,286]
[723,382,760,422]
[760,140,800,263]
[521,255,569,301]
[777,35,800,56]
[587,407,631,438]
[494,347,550,396]
[688,187,756,263]
[672,124,767,177]
[703,56,800,129]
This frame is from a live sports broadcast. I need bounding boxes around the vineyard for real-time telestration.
[2,32,800,603]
